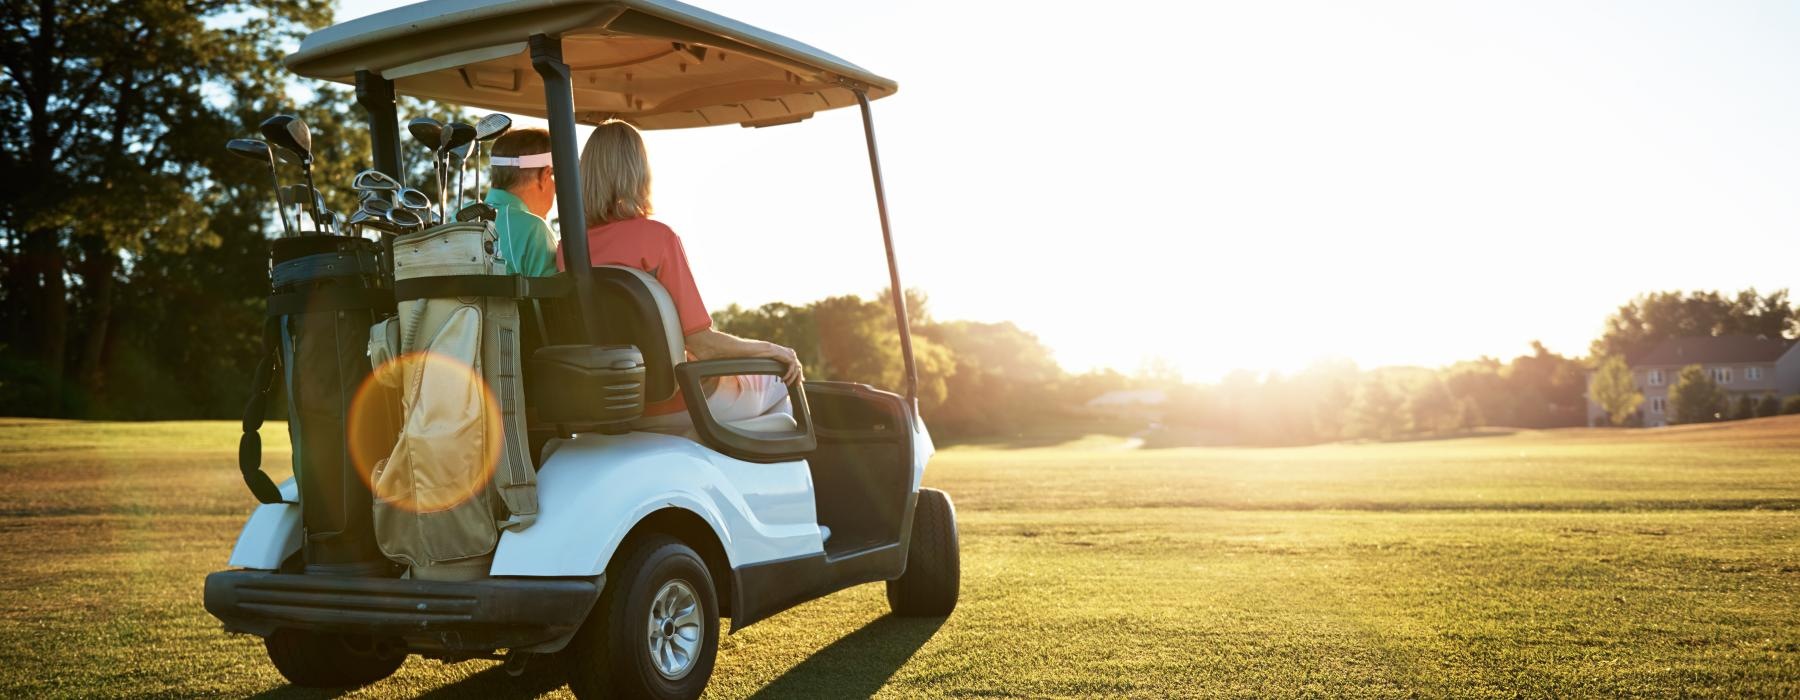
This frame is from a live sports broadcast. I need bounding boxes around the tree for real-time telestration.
[1404,375,1463,435]
[1591,289,1798,361]
[1756,393,1781,418]
[1668,365,1725,425]
[1731,394,1756,421]
[0,0,343,415]
[1346,377,1404,440]
[1588,356,1644,426]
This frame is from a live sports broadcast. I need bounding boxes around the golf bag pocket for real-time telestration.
[373,222,538,576]
[371,305,500,573]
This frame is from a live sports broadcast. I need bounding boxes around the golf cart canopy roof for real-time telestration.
[286,0,897,129]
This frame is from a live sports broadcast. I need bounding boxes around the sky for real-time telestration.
[332,0,1800,382]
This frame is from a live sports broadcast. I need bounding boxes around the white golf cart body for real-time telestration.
[204,0,947,669]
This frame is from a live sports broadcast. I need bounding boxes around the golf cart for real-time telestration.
[201,1,959,697]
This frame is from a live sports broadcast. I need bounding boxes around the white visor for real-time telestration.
[490,153,553,168]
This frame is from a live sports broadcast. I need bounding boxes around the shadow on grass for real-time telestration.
[746,614,945,699]
[246,658,567,700]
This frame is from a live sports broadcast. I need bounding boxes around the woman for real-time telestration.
[558,120,801,434]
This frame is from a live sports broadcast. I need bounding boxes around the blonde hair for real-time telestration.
[579,120,653,227]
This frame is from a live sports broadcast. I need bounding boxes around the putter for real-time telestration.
[225,139,295,237]
[407,117,444,219]
[259,115,326,232]
[438,122,476,221]
[473,113,512,203]
[456,202,498,223]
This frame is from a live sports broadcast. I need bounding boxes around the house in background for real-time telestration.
[1586,335,1800,427]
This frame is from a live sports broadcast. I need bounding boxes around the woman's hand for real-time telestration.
[754,342,804,385]
[686,328,804,384]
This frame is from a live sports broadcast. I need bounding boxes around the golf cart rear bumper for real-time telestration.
[203,569,602,653]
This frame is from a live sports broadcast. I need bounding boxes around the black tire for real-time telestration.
[264,628,405,688]
[886,487,960,616]
[564,535,720,700]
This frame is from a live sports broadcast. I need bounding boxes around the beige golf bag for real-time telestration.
[367,222,538,581]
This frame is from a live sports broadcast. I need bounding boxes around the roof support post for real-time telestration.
[854,90,919,413]
[530,33,602,344]
[355,70,401,284]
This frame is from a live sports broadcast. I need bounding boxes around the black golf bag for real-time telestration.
[239,235,398,576]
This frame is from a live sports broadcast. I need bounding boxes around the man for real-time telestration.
[483,128,558,276]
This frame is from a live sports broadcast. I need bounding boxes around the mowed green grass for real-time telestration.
[0,418,1796,698]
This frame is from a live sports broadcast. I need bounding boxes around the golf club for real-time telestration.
[389,207,425,233]
[398,188,432,212]
[258,115,326,232]
[282,184,331,235]
[456,202,497,223]
[406,117,444,219]
[449,141,472,212]
[351,169,403,194]
[438,122,476,221]
[473,113,512,204]
[225,139,295,238]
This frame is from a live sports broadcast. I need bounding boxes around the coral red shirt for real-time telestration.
[557,217,711,415]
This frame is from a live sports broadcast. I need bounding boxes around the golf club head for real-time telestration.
[360,197,393,215]
[389,207,425,231]
[225,138,272,162]
[351,169,402,192]
[475,113,512,142]
[258,115,312,164]
[439,122,476,158]
[407,116,443,147]
[455,202,498,223]
[399,188,432,211]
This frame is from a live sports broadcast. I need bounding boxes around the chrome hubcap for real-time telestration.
[646,579,703,680]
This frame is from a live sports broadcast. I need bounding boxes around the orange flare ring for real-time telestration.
[348,351,501,513]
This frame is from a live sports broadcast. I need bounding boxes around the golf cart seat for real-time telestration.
[526,266,814,462]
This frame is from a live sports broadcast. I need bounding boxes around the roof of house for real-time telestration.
[1636,335,1795,366]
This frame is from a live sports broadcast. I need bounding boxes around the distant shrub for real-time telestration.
[1732,395,1757,421]
[1784,396,1800,416]
[1756,394,1781,418]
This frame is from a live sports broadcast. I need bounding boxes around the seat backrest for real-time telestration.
[591,266,686,403]
[529,266,686,403]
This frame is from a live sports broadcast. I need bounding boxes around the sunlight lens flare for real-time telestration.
[348,351,501,513]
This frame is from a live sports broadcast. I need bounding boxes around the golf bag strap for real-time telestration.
[393,273,571,302]
[237,315,288,505]
[266,287,397,318]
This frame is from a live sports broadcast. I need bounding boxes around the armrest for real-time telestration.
[674,358,816,463]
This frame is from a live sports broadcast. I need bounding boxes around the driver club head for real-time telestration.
[407,117,443,147]
[258,115,312,164]
[438,122,476,158]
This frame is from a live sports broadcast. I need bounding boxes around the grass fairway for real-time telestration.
[0,418,1796,698]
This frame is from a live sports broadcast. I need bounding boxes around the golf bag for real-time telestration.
[366,221,539,581]
[238,235,398,577]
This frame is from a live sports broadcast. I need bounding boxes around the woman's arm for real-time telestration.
[684,328,804,384]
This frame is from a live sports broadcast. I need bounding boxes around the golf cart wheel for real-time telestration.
[887,488,961,617]
[564,535,719,700]
[264,628,405,688]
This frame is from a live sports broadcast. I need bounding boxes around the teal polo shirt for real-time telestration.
[484,188,558,277]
